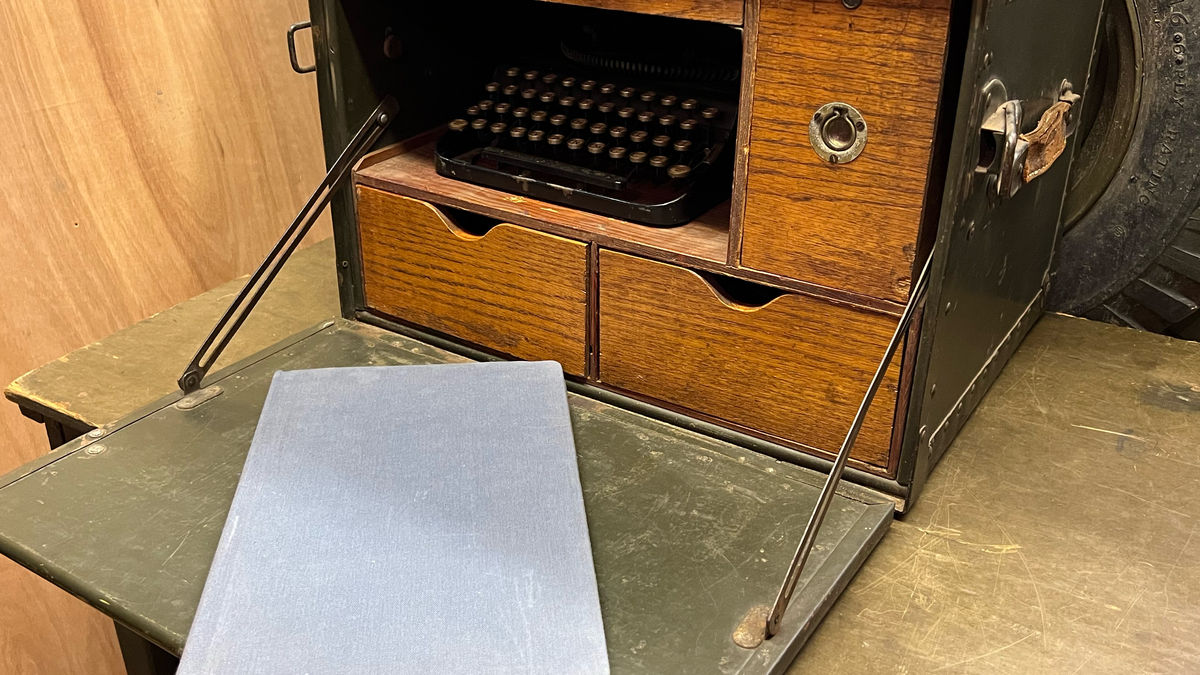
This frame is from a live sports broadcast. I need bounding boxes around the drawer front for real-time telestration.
[598,250,901,469]
[357,187,588,376]
[739,0,952,301]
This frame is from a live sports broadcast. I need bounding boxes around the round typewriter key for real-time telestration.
[681,98,698,111]
[539,92,556,104]
[465,105,481,117]
[570,117,588,131]
[673,139,692,153]
[620,87,636,99]
[588,141,606,154]
[561,76,576,89]
[509,126,527,139]
[558,96,577,109]
[629,130,649,145]
[489,121,507,134]
[542,73,558,85]
[547,133,565,146]
[511,107,528,120]
[589,122,607,136]
[523,70,539,81]
[629,151,648,165]
[567,137,586,151]
[660,95,678,109]
[600,83,616,95]
[577,98,595,112]
[448,118,469,132]
[503,84,519,97]
[495,102,511,115]
[479,100,494,112]
[528,129,545,142]
[640,90,657,103]
[658,114,677,129]
[550,114,567,128]
[608,146,627,160]
[522,88,538,101]
[597,101,615,115]
[652,134,671,148]
[618,106,635,120]
[485,82,500,95]
[609,126,627,140]
[471,118,488,130]
[580,80,596,92]
[702,106,719,120]
[530,110,547,123]
[679,118,698,132]
[650,154,670,168]
[637,111,655,125]
[505,67,521,78]
[668,164,692,179]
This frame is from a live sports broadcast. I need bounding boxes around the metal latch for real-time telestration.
[977,81,1080,200]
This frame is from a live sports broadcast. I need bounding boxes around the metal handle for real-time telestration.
[287,21,316,74]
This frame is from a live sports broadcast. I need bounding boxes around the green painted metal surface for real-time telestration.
[0,320,890,673]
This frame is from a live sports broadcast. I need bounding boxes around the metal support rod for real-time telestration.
[178,97,398,393]
[765,250,934,638]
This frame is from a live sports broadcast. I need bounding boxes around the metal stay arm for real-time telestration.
[765,250,934,638]
[178,97,399,393]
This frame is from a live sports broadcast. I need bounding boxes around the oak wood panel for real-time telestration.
[356,139,905,316]
[358,187,589,375]
[739,0,952,302]
[0,0,326,671]
[534,0,743,25]
[598,250,901,469]
[727,0,760,264]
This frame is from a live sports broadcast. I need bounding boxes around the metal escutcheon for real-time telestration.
[809,102,867,164]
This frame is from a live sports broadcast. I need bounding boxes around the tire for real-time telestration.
[1048,0,1200,339]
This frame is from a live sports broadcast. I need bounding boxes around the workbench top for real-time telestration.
[6,237,1200,672]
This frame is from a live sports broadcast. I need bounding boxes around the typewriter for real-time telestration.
[433,25,739,228]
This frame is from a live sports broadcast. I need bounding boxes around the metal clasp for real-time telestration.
[976,81,1079,201]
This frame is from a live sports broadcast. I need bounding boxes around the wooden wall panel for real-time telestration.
[0,0,326,672]
[534,0,743,24]
[739,0,951,302]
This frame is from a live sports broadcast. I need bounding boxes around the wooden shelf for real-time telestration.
[532,0,743,25]
[355,135,731,267]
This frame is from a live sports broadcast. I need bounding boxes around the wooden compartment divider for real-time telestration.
[533,0,744,25]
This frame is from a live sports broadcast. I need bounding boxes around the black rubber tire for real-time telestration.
[1048,0,1200,339]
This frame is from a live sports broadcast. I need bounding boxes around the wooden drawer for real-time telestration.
[598,250,901,469]
[357,186,589,376]
[739,0,952,301]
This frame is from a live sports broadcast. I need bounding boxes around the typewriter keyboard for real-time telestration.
[434,67,737,227]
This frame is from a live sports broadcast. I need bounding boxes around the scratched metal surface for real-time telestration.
[796,313,1200,673]
[0,320,891,674]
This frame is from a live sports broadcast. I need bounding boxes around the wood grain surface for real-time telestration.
[739,0,952,302]
[358,187,589,375]
[598,250,901,469]
[534,0,743,24]
[357,139,904,315]
[0,0,325,672]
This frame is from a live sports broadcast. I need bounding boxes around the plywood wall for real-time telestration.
[0,1,327,672]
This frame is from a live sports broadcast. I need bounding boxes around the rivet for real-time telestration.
[86,428,106,439]
[85,445,106,456]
